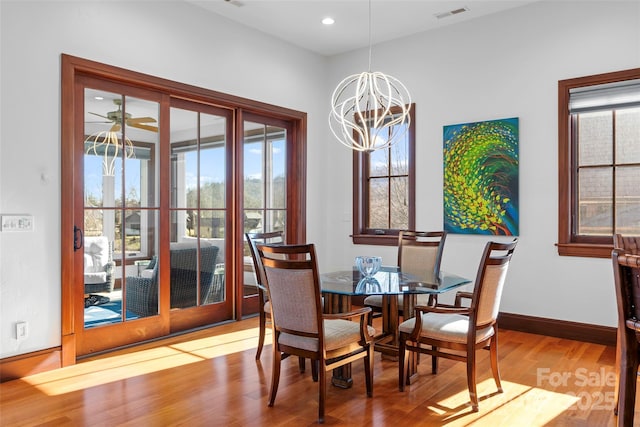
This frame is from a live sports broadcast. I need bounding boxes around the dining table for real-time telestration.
[320,265,472,388]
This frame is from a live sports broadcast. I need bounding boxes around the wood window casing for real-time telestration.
[557,68,640,258]
[352,105,416,246]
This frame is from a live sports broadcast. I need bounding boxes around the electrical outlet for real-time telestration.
[16,322,28,340]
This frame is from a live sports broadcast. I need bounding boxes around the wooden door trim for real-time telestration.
[61,54,306,364]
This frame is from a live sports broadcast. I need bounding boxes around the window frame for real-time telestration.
[352,104,416,246]
[557,68,640,258]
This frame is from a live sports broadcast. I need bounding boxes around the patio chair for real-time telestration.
[125,241,220,317]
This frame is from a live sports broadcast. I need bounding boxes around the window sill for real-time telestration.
[556,242,613,258]
[352,234,398,246]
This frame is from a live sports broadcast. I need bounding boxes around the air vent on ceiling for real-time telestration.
[435,6,469,20]
[224,0,244,7]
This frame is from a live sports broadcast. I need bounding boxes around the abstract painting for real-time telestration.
[443,117,519,235]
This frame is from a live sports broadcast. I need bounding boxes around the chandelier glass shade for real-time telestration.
[85,130,135,176]
[329,71,411,152]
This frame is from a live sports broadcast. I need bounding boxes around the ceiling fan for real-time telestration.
[88,99,158,133]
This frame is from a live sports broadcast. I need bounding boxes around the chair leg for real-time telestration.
[467,349,479,412]
[399,335,408,391]
[613,327,622,416]
[298,356,306,373]
[490,335,503,393]
[617,347,639,427]
[364,344,374,397]
[311,359,319,382]
[318,361,326,424]
[256,311,267,360]
[268,345,281,407]
[431,345,438,374]
[427,294,437,306]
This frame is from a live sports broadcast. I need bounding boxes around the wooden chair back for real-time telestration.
[612,248,640,425]
[615,234,640,255]
[469,239,518,329]
[398,230,447,283]
[257,243,324,346]
[246,231,285,289]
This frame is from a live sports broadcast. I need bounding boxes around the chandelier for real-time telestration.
[329,0,411,152]
[84,130,135,176]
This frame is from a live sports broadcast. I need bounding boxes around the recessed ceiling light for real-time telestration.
[322,17,335,26]
[94,96,104,100]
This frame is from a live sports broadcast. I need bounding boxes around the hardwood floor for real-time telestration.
[0,317,633,426]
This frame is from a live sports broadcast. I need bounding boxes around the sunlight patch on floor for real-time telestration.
[22,327,272,396]
[434,379,579,426]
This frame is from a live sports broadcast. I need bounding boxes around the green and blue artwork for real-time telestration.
[443,117,519,235]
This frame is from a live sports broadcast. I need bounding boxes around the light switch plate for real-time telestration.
[1,215,34,232]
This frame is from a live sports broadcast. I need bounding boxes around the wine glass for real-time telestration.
[355,256,382,278]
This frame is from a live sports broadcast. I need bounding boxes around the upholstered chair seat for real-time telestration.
[399,313,495,344]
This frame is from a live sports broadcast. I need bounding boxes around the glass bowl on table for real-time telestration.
[355,256,382,278]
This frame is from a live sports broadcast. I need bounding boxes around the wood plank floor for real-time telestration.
[0,317,634,426]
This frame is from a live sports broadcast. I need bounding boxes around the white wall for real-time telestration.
[0,0,327,358]
[1,0,639,359]
[322,0,640,325]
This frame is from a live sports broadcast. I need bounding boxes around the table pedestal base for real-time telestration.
[331,365,353,388]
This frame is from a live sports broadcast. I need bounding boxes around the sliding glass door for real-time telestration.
[168,100,232,331]
[62,55,306,360]
[77,83,234,354]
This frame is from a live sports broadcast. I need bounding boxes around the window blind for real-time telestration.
[569,79,640,113]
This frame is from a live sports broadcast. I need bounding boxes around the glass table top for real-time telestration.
[320,266,471,296]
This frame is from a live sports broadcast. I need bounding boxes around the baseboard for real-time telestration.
[0,347,62,383]
[498,312,616,347]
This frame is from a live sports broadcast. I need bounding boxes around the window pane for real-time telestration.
[269,209,286,232]
[616,165,640,234]
[244,209,263,233]
[244,123,264,209]
[368,177,389,229]
[578,111,612,166]
[390,176,409,229]
[84,89,124,207]
[616,107,640,164]
[270,135,286,209]
[369,147,389,177]
[170,108,198,209]
[123,97,159,209]
[391,134,408,175]
[577,167,612,235]
[122,210,158,319]
[123,209,141,254]
[243,121,287,229]
[200,112,226,209]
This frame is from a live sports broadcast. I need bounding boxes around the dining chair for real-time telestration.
[257,243,375,424]
[245,231,284,360]
[397,238,517,412]
[612,234,640,426]
[363,230,447,317]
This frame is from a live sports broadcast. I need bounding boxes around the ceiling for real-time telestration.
[185,0,538,56]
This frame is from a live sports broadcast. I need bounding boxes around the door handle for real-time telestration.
[74,226,83,252]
